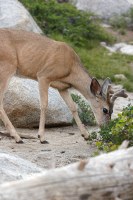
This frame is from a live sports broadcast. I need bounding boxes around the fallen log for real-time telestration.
[0,146,133,200]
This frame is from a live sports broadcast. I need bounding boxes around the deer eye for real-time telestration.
[103,108,108,114]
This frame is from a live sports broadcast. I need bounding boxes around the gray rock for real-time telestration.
[114,74,127,81]
[112,91,133,119]
[0,0,72,127]
[0,0,42,33]
[101,42,133,55]
[127,0,133,4]
[0,152,44,184]
[3,77,72,128]
[72,0,132,20]
[120,44,133,55]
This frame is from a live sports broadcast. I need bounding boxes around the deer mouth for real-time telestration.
[105,114,111,122]
[99,114,111,127]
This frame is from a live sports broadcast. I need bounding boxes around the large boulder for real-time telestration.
[0,153,43,184]
[0,0,42,33]
[72,0,133,20]
[0,0,72,127]
[127,0,133,4]
[3,77,72,128]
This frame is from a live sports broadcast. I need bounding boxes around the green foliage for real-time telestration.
[96,105,133,152]
[20,0,133,91]
[20,0,113,48]
[71,93,96,126]
[75,46,133,91]
[110,15,128,30]
[110,7,133,31]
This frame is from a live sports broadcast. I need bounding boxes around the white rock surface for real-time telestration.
[0,153,44,184]
[73,0,132,20]
[0,0,42,33]
[112,92,133,119]
[127,0,133,4]
[101,42,133,55]
[3,77,72,128]
[112,85,133,119]
[120,44,133,55]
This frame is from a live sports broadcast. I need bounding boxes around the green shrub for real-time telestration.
[96,105,133,152]
[19,0,133,92]
[110,15,128,30]
[20,0,113,48]
[110,7,133,31]
[71,93,96,125]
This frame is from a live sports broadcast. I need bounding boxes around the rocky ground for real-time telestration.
[0,126,97,169]
[0,90,132,170]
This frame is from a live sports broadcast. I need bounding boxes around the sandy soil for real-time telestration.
[0,90,132,170]
[0,126,97,169]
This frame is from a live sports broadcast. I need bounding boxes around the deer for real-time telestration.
[0,28,128,144]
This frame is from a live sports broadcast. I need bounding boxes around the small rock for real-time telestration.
[101,42,133,56]
[68,132,75,135]
[120,44,133,55]
[60,151,65,154]
[10,146,15,149]
[41,149,51,152]
[114,74,127,81]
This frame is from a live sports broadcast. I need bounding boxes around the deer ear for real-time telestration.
[90,78,101,96]
[101,77,111,99]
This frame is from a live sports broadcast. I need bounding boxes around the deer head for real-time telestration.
[90,77,128,126]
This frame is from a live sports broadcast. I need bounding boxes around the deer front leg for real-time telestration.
[38,78,49,144]
[59,90,89,140]
[0,66,22,143]
[0,106,23,143]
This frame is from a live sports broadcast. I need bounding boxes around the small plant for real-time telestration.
[95,104,133,152]
[71,93,96,126]
[110,15,128,30]
[110,7,133,32]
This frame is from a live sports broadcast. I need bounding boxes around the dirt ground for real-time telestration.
[0,90,133,170]
[0,126,98,169]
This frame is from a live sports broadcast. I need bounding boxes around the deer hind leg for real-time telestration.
[59,89,89,140]
[38,77,49,144]
[0,65,22,143]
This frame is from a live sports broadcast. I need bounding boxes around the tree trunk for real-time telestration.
[0,146,133,200]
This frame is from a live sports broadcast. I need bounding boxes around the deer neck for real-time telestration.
[72,67,93,99]
[71,66,99,111]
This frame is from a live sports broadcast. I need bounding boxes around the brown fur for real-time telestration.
[0,28,110,143]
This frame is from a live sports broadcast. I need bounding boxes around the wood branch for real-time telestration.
[0,131,37,139]
[0,147,133,200]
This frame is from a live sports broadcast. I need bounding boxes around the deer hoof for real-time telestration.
[81,134,89,140]
[84,136,89,141]
[16,140,24,144]
[40,140,49,144]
